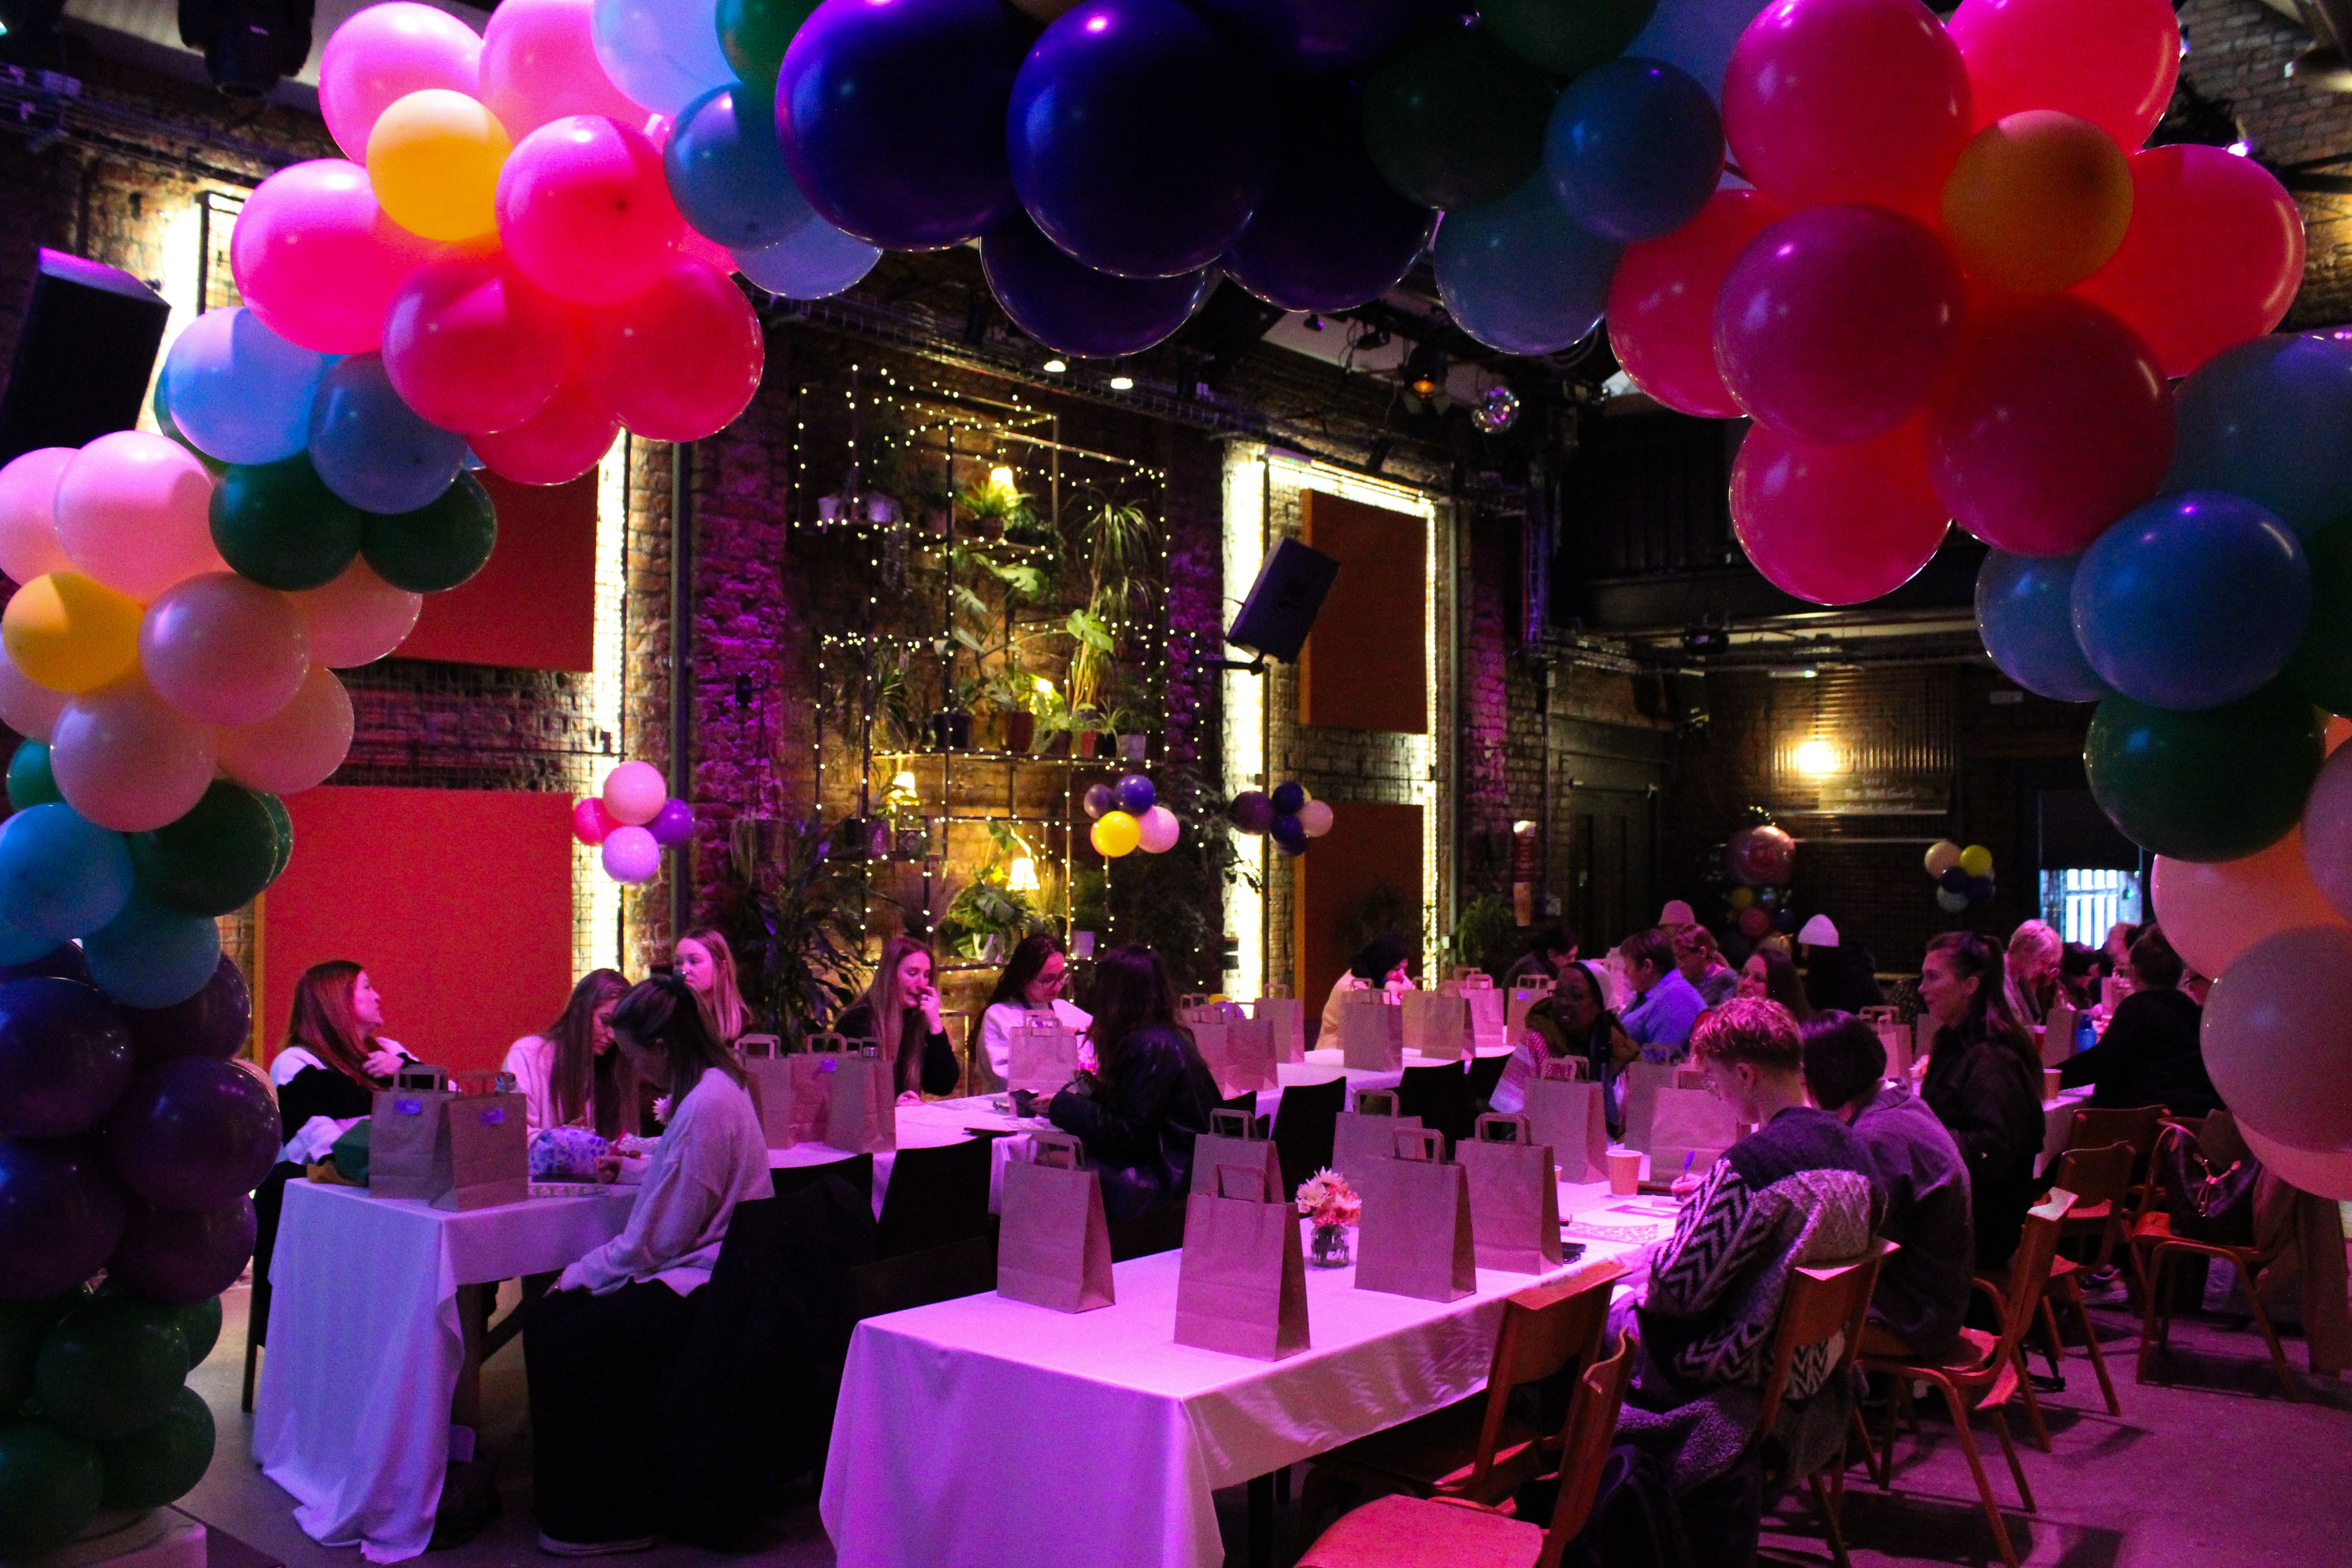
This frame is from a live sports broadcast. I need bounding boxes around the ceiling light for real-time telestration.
[1108,375,1134,390]
[1042,358,1067,373]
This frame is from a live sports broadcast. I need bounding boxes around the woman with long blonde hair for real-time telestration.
[673,927,746,1044]
[837,935,959,1101]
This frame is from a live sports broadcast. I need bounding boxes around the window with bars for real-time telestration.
[2042,868,2141,947]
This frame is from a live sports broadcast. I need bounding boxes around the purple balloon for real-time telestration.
[0,979,132,1140]
[1083,783,1116,820]
[980,209,1215,358]
[1270,812,1308,853]
[648,797,696,848]
[1191,0,1442,71]
[1114,773,1156,814]
[122,956,251,1070]
[107,1194,256,1307]
[1269,780,1306,815]
[1225,75,1436,314]
[104,1058,279,1211]
[1230,790,1275,834]
[0,1136,127,1300]
[0,941,93,987]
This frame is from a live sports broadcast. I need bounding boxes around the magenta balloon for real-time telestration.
[0,978,132,1141]
[230,160,440,356]
[103,1058,281,1211]
[2203,925,2352,1153]
[122,957,253,1070]
[495,115,683,306]
[139,573,312,728]
[320,2,485,160]
[2303,744,2352,923]
[50,680,218,833]
[648,796,695,847]
[1713,204,1967,445]
[107,1194,256,1306]
[480,0,644,139]
[601,824,660,882]
[0,1135,126,1299]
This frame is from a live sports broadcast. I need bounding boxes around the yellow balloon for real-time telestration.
[1092,809,1141,858]
[1727,886,1755,911]
[1959,843,1995,879]
[1,571,142,693]
[367,88,510,242]
[1924,839,1963,878]
[1940,110,2132,294]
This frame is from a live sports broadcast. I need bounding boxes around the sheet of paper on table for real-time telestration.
[1563,1197,1682,1248]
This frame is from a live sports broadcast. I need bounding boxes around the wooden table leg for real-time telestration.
[1248,1473,1274,1568]
[451,1282,486,1439]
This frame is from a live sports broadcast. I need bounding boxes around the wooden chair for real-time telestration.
[2132,1121,2301,1400]
[1862,1191,2070,1568]
[1301,1260,1627,1529]
[1754,1241,1892,1568]
[1295,1330,1637,1568]
[1270,1075,1346,1199]
[2025,1142,2131,1416]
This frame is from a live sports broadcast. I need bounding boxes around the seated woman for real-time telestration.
[674,927,747,1046]
[503,969,633,1136]
[2058,941,2103,1012]
[2059,925,2219,1116]
[836,936,960,1102]
[2006,919,2063,1026]
[1671,923,1739,1008]
[270,961,414,1150]
[1049,944,1219,1222]
[1491,960,1635,1136]
[1735,946,1813,1024]
[975,933,1092,1091]
[1317,932,1414,1046]
[1917,931,2045,1269]
[524,975,770,1554]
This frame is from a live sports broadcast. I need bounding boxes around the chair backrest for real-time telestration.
[1464,1259,1628,1492]
[1535,1330,1637,1568]
[2068,1104,2165,1161]
[1754,1239,1892,1437]
[2050,1141,2135,1211]
[1465,1050,1511,1105]
[1989,1189,2074,1366]
[1271,1075,1346,1196]
[1396,1061,1471,1152]
[1216,1088,1264,1129]
[873,1136,995,1259]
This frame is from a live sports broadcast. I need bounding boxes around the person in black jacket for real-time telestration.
[2059,925,2219,1117]
[1049,944,1218,1222]
[1917,931,2045,1269]
[835,936,960,1101]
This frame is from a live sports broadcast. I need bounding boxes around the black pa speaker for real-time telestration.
[0,250,171,466]
[1225,538,1340,664]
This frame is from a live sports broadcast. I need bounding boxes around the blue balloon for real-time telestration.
[980,210,1214,358]
[0,938,91,983]
[159,307,328,467]
[1544,58,1721,244]
[1434,172,1621,356]
[0,978,132,1141]
[1114,773,1157,814]
[592,0,737,119]
[732,220,880,300]
[0,805,131,943]
[1270,813,1308,853]
[1965,876,1996,905]
[1224,75,1435,314]
[2073,491,2312,712]
[1269,781,1306,815]
[666,84,816,251]
[1626,0,1771,103]
[1009,0,1276,279]
[0,918,61,967]
[1937,866,1970,894]
[1189,0,1442,71]
[2167,334,2352,537]
[1975,550,2110,703]
[307,353,468,515]
[84,895,225,1011]
[776,0,1024,250]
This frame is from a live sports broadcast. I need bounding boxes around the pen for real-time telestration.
[1681,1150,1694,1176]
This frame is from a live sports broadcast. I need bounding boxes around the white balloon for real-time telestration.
[591,0,735,119]
[54,431,225,601]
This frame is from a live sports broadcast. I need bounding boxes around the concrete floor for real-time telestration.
[184,1277,2352,1568]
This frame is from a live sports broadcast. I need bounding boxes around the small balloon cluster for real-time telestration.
[0,941,267,1551]
[233,0,768,492]
[571,759,694,883]
[1922,839,1996,916]
[1229,780,1333,858]
[1720,822,1793,939]
[1082,773,1180,859]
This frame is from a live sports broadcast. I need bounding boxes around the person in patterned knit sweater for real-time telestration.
[1615,997,1886,1563]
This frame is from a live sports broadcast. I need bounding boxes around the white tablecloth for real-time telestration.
[2039,1086,2096,1175]
[252,1180,634,1563]
[819,1204,1642,1568]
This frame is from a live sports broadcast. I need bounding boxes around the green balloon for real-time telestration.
[211,454,366,591]
[1361,22,1558,211]
[178,1297,222,1373]
[1,1294,86,1421]
[2086,683,2325,863]
[130,780,281,918]
[260,792,294,885]
[1482,0,1659,77]
[5,740,61,811]
[361,471,497,594]
[2286,514,2352,716]
[0,1421,103,1555]
[716,0,822,90]
[98,1387,214,1510]
[33,1297,190,1442]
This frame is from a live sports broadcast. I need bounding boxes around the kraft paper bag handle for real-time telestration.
[1017,1013,1068,1033]
[1536,1054,1588,1083]
[1352,1089,1401,1117]
[740,1034,782,1059]
[1476,1113,1532,1145]
[1031,1131,1086,1170]
[806,1032,852,1056]
[1259,983,1291,1000]
[1392,1127,1444,1162]
[1214,1164,1270,1202]
[1673,1065,1708,1088]
[1209,1107,1264,1141]
[1180,993,1211,1008]
[394,1065,446,1090]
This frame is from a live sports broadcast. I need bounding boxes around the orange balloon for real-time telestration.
[2152,828,2347,983]
[2328,715,2350,754]
[1941,111,2132,293]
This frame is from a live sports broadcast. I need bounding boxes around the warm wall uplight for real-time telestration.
[1008,857,1040,893]
[1793,738,1840,775]
[988,465,1016,493]
[1108,375,1134,390]
[1042,359,1067,373]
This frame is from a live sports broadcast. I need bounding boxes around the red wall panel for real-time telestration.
[1301,490,1426,734]
[397,471,597,672]
[260,787,575,1077]
[1297,801,1423,1045]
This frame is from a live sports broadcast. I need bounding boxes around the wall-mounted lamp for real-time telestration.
[1793,738,1839,775]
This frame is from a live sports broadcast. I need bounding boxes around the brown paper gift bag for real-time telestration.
[1455,973,1507,1049]
[1455,1113,1563,1274]
[825,1049,898,1153]
[1355,1126,1476,1302]
[2040,1001,2078,1068]
[783,1034,852,1145]
[742,1036,799,1151]
[1174,1164,1309,1360]
[1008,1012,1081,1097]
[1333,1088,1421,1179]
[1254,987,1306,1064]
[1338,990,1403,1071]
[1190,1106,1284,1197]
[1196,1014,1278,1098]
[998,1131,1115,1313]
[1524,1055,1610,1185]
[1619,1059,1678,1152]
[1858,1007,1914,1085]
[1647,1077,1738,1177]
[1402,990,1470,1061]
[1506,978,1555,1047]
[369,1083,456,1201]
[434,1090,529,1211]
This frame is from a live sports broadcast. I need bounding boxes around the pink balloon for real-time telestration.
[1607,190,1784,420]
[495,115,683,306]
[1947,0,2178,152]
[293,559,424,668]
[382,250,575,434]
[1713,204,1967,445]
[572,795,617,845]
[581,259,763,441]
[2204,926,2352,1154]
[230,160,440,355]
[601,824,661,882]
[216,665,355,795]
[2302,744,2352,923]
[602,759,666,824]
[2238,1120,2352,1200]
[50,678,218,831]
[470,374,620,485]
[318,1,485,162]
[0,648,68,742]
[53,432,226,601]
[1730,421,1950,605]
[480,0,644,141]
[138,573,312,727]
[0,447,76,585]
[1723,0,1973,220]
[1137,804,1181,854]
[1925,294,2171,556]
[2153,831,2347,982]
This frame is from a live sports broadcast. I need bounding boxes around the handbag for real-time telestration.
[1338,989,1403,1071]
[1455,1114,1562,1274]
[2157,1123,2259,1246]
[1333,1088,1421,1178]
[1403,990,1470,1061]
[1008,1011,1081,1097]
[825,1047,898,1154]
[1174,1164,1311,1360]
[1524,1054,1610,1184]
[998,1132,1116,1313]
[1253,986,1306,1064]
[1355,1126,1476,1303]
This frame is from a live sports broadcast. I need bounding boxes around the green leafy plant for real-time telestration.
[1447,894,1518,974]
[717,817,872,1046]
[939,821,1048,959]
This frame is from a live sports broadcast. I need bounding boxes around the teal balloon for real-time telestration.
[0,803,133,942]
[5,742,60,811]
[1360,22,1557,211]
[717,0,823,88]
[0,1421,103,1554]
[361,472,497,593]
[2085,683,2324,862]
[1485,0,1660,77]
[130,782,281,919]
[177,1296,221,1372]
[2286,514,2352,716]
[85,894,224,1010]
[98,1386,213,1509]
[32,1295,189,1441]
[1435,172,1620,356]
[210,454,367,592]
[1,1293,85,1418]
[260,793,293,885]
[2166,334,2352,538]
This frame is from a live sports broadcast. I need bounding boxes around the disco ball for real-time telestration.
[1472,385,1520,434]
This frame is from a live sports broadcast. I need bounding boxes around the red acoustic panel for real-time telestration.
[397,471,597,672]
[260,787,575,1077]
[1296,800,1423,1046]
[1301,490,1426,734]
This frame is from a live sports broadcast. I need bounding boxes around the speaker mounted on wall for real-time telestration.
[1225,538,1341,665]
[0,250,170,466]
